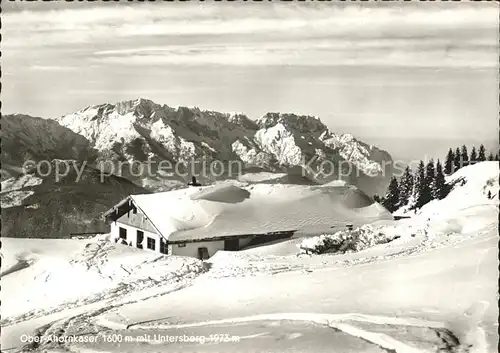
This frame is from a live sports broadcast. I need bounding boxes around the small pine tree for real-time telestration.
[487,190,492,199]
[460,145,469,166]
[373,194,381,203]
[444,148,454,175]
[487,152,494,161]
[478,144,486,162]
[496,153,500,161]
[469,146,477,164]
[382,177,400,213]
[433,159,449,200]
[398,166,414,207]
[453,147,462,171]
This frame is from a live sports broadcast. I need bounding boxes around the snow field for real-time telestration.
[1,237,204,322]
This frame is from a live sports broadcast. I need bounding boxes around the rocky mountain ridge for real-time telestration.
[3,98,394,195]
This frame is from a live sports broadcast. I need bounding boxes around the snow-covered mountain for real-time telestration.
[1,114,98,180]
[51,98,393,195]
[1,161,147,238]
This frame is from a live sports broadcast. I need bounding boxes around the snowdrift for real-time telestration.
[130,182,393,241]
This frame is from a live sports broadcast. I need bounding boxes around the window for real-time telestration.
[147,237,156,251]
[160,239,168,254]
[224,238,239,251]
[119,227,127,240]
[198,247,209,260]
[178,243,186,248]
[136,230,144,249]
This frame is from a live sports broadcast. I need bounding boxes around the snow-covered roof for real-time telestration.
[123,182,393,242]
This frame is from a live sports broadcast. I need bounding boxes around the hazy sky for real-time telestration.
[3,1,498,161]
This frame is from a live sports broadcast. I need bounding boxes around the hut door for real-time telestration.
[136,230,144,249]
[119,227,127,241]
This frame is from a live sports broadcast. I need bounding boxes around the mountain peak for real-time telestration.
[257,112,327,134]
[114,97,163,117]
[73,98,164,120]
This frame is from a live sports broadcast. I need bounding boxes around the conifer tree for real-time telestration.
[478,144,486,162]
[444,148,454,175]
[433,159,448,200]
[460,145,469,166]
[416,159,435,208]
[469,146,477,163]
[382,177,400,213]
[424,159,435,197]
[487,152,494,161]
[496,153,500,161]
[398,165,414,207]
[413,160,427,209]
[453,147,462,171]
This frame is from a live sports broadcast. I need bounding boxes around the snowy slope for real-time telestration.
[395,161,499,219]
[419,162,499,217]
[110,227,496,352]
[0,236,204,322]
[51,98,393,195]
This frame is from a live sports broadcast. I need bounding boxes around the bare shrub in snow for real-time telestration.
[299,233,345,255]
[298,225,398,255]
[440,219,463,235]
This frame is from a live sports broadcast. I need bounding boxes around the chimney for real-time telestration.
[188,176,201,187]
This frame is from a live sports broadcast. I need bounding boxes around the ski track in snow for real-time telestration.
[3,238,421,352]
[15,280,198,352]
[4,222,495,353]
[1,239,206,327]
[6,233,493,353]
[13,236,463,353]
[2,265,202,327]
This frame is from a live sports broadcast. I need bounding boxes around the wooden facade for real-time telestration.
[116,206,159,234]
